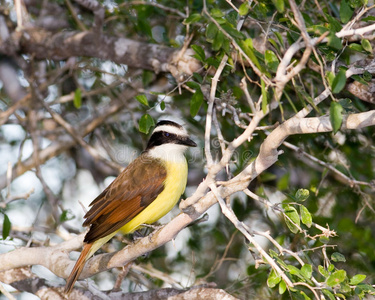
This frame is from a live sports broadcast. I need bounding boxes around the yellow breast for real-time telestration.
[119,159,188,234]
[86,159,188,259]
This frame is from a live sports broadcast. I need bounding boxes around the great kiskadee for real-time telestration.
[64,120,196,293]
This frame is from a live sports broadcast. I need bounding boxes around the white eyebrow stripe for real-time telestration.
[152,125,187,136]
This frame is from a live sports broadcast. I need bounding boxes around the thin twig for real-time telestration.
[202,0,271,85]
[204,52,228,167]
[42,102,123,173]
[209,183,294,288]
[120,1,186,18]
[294,282,320,300]
[65,0,87,31]
[0,282,16,300]
[240,77,256,113]
[282,140,373,188]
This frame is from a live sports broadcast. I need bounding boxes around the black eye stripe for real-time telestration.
[145,130,195,150]
[146,131,178,149]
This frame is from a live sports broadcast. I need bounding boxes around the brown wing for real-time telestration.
[82,153,166,243]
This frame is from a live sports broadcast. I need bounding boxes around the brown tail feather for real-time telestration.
[64,243,93,294]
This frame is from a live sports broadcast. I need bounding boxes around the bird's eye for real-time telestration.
[164,132,170,137]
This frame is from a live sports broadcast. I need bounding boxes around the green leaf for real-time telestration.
[287,265,300,275]
[211,8,224,18]
[60,209,75,222]
[277,173,290,191]
[226,10,237,27]
[328,264,335,272]
[322,289,336,300]
[331,252,346,262]
[330,101,344,134]
[222,37,231,54]
[272,0,285,13]
[267,269,281,288]
[340,282,351,293]
[338,98,353,110]
[351,74,369,86]
[142,70,154,86]
[362,16,375,22]
[268,38,281,53]
[183,13,201,25]
[327,32,342,50]
[287,265,305,280]
[283,205,300,233]
[138,114,155,134]
[350,274,366,285]
[363,70,372,82]
[274,256,288,270]
[193,72,203,83]
[186,81,201,90]
[296,189,309,201]
[348,43,364,52]
[261,79,268,114]
[191,45,206,62]
[326,15,343,32]
[241,39,263,71]
[340,0,354,23]
[137,19,152,38]
[300,291,312,300]
[135,94,149,107]
[301,264,312,280]
[300,206,312,228]
[160,101,165,111]
[190,88,204,117]
[326,270,347,287]
[239,3,249,16]
[221,24,245,39]
[326,71,335,87]
[269,249,279,258]
[361,39,373,53]
[2,213,11,240]
[206,23,218,42]
[355,283,375,298]
[274,31,284,46]
[319,265,329,278]
[348,0,365,9]
[265,50,279,72]
[278,280,287,294]
[73,88,82,109]
[212,30,224,51]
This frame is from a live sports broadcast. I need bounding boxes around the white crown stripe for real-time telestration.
[152,125,188,136]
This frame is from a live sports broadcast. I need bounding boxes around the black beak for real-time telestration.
[181,137,197,147]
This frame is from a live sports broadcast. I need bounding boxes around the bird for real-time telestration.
[64,120,197,293]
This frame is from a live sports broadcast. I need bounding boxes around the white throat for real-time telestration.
[147,143,188,163]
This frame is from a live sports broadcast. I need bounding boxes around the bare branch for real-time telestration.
[0,88,138,190]
[282,140,374,188]
[2,28,201,78]
[337,22,375,38]
[205,54,229,167]
[0,268,237,300]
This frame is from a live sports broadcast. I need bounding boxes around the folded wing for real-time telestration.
[82,154,167,243]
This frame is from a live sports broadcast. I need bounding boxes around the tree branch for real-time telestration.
[0,267,238,299]
[1,110,373,284]
[4,28,201,77]
[0,88,137,190]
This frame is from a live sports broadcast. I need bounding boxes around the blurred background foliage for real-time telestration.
[0,0,375,299]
